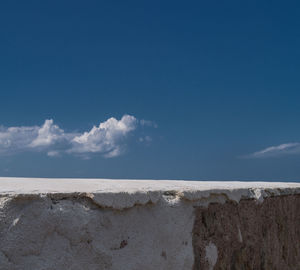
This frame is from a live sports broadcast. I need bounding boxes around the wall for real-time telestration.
[0,178,299,270]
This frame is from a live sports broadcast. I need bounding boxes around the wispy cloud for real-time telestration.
[245,142,300,158]
[139,119,158,128]
[0,115,152,158]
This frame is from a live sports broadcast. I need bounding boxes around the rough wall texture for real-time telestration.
[193,195,300,270]
[0,195,195,270]
[0,178,300,270]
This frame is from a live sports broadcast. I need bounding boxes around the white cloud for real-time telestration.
[139,136,152,143]
[0,125,39,154]
[140,119,158,128]
[0,115,149,158]
[47,150,60,157]
[69,115,137,157]
[245,142,300,158]
[29,119,66,148]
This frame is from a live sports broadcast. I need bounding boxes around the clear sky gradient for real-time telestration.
[1,1,300,181]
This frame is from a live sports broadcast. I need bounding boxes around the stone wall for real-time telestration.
[0,178,299,270]
[193,195,300,269]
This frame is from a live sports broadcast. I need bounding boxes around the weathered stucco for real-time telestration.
[193,194,300,270]
[0,178,299,270]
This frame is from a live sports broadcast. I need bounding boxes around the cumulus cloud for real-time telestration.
[69,115,137,157]
[0,115,149,158]
[29,119,67,148]
[245,143,300,158]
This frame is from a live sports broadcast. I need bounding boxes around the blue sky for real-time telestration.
[1,1,300,181]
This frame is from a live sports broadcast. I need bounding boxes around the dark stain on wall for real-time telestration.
[192,195,300,270]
